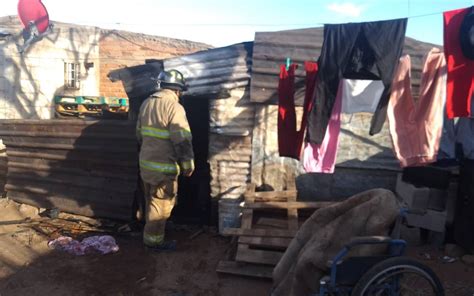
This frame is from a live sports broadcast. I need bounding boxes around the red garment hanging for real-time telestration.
[278,62,318,159]
[444,7,474,118]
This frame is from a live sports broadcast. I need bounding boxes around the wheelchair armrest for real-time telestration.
[345,236,392,249]
[402,208,427,215]
[327,236,407,288]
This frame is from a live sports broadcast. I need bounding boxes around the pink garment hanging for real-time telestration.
[387,49,446,168]
[303,82,343,174]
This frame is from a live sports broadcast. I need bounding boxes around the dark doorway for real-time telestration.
[171,96,211,225]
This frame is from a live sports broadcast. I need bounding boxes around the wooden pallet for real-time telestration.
[218,183,335,278]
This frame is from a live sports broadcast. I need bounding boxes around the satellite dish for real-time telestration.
[16,0,52,53]
[17,0,50,34]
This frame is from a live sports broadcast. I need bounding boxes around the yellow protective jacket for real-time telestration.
[136,89,194,185]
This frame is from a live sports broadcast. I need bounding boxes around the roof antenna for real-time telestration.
[17,0,53,54]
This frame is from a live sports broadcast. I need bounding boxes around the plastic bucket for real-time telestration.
[218,198,243,235]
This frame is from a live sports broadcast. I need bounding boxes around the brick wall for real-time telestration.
[99,30,211,97]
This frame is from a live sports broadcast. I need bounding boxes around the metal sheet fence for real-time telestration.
[0,119,139,220]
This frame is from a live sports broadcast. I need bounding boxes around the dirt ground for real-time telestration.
[0,199,272,296]
[0,198,473,296]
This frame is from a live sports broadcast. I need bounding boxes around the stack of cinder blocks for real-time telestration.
[395,173,457,234]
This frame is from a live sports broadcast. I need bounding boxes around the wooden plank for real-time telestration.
[243,183,256,201]
[287,173,296,190]
[238,183,256,255]
[238,236,292,249]
[254,196,290,202]
[241,209,253,229]
[251,190,297,200]
[287,195,299,231]
[244,201,334,209]
[256,217,288,229]
[216,260,273,279]
[241,183,255,234]
[235,247,284,265]
[287,209,298,230]
[222,228,296,238]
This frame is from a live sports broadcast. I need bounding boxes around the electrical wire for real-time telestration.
[55,9,453,27]
[6,4,471,60]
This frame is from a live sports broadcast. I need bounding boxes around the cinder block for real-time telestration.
[428,188,447,211]
[395,174,430,210]
[406,210,446,233]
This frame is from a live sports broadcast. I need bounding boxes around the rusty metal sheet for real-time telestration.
[163,42,254,97]
[0,119,138,220]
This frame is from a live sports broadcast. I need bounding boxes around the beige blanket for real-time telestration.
[272,188,400,296]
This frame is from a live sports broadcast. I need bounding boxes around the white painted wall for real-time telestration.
[0,18,101,119]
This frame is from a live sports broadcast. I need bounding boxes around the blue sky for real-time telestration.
[2,0,474,46]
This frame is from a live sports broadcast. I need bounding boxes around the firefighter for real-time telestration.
[136,69,194,250]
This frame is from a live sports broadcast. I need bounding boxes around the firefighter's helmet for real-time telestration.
[156,69,187,91]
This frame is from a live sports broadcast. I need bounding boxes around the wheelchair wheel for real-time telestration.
[351,256,444,296]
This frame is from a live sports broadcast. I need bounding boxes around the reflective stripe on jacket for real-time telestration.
[136,89,194,184]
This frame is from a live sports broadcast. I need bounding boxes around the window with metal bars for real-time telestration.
[64,62,81,89]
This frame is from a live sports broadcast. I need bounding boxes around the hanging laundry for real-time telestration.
[387,49,446,168]
[303,81,342,174]
[341,79,384,114]
[437,112,458,161]
[278,64,297,158]
[307,18,407,144]
[437,93,474,163]
[278,62,318,159]
[443,6,474,118]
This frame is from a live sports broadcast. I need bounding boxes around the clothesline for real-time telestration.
[278,6,474,169]
[67,11,451,27]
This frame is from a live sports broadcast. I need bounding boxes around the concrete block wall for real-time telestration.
[99,30,211,98]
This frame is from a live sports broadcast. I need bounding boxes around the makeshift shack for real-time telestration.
[108,26,441,229]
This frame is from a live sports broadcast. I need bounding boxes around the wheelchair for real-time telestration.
[314,209,445,296]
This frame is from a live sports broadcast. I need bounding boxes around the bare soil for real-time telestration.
[0,199,473,296]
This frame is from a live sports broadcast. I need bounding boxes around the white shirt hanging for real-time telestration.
[341,79,384,114]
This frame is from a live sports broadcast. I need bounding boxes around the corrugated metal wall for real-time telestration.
[251,28,323,105]
[161,44,255,202]
[250,27,439,104]
[0,120,138,220]
[164,42,254,97]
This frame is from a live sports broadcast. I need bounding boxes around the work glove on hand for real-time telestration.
[181,168,194,177]
[179,159,195,177]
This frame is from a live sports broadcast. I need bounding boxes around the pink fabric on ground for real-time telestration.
[48,235,120,256]
[303,82,343,174]
[387,48,446,168]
